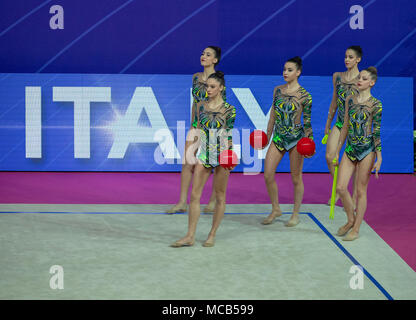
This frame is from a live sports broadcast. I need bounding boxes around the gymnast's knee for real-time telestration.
[264,171,275,184]
[214,189,226,204]
[336,185,348,196]
[356,186,367,199]
[190,191,202,204]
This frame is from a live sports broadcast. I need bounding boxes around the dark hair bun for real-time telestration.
[208,70,225,86]
[286,56,303,72]
[367,66,377,75]
[365,66,378,81]
[292,56,302,65]
[215,71,224,78]
[348,45,363,58]
[210,46,221,56]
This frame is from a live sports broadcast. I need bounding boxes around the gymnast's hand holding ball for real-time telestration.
[219,149,238,171]
[297,137,316,158]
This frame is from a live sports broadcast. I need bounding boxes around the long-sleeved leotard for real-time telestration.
[191,74,227,128]
[271,85,313,151]
[343,95,382,161]
[194,101,236,168]
[334,72,359,129]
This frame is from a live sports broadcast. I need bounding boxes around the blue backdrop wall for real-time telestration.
[0,0,414,172]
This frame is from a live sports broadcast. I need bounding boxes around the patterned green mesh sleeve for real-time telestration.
[372,101,382,151]
[272,90,280,128]
[303,93,313,139]
[191,100,198,128]
[226,104,236,149]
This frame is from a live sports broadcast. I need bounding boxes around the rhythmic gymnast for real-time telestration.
[324,46,363,209]
[171,71,236,247]
[262,56,314,227]
[334,67,382,241]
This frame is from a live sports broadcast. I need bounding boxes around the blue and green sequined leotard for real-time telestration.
[271,85,313,151]
[344,95,382,161]
[334,72,359,129]
[194,101,236,168]
[191,74,227,128]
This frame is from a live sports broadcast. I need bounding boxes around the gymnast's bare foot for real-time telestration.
[203,200,216,213]
[343,230,359,241]
[337,222,354,236]
[170,235,195,247]
[261,209,283,225]
[165,203,187,214]
[285,213,300,227]
[203,234,216,247]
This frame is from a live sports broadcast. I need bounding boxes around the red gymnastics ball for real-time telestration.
[296,137,315,156]
[218,149,238,170]
[249,130,268,150]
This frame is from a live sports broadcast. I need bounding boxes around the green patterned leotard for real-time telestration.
[194,101,236,168]
[334,72,359,129]
[191,74,227,128]
[344,96,382,161]
[271,85,313,151]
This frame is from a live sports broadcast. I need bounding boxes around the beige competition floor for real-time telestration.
[0,203,415,300]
